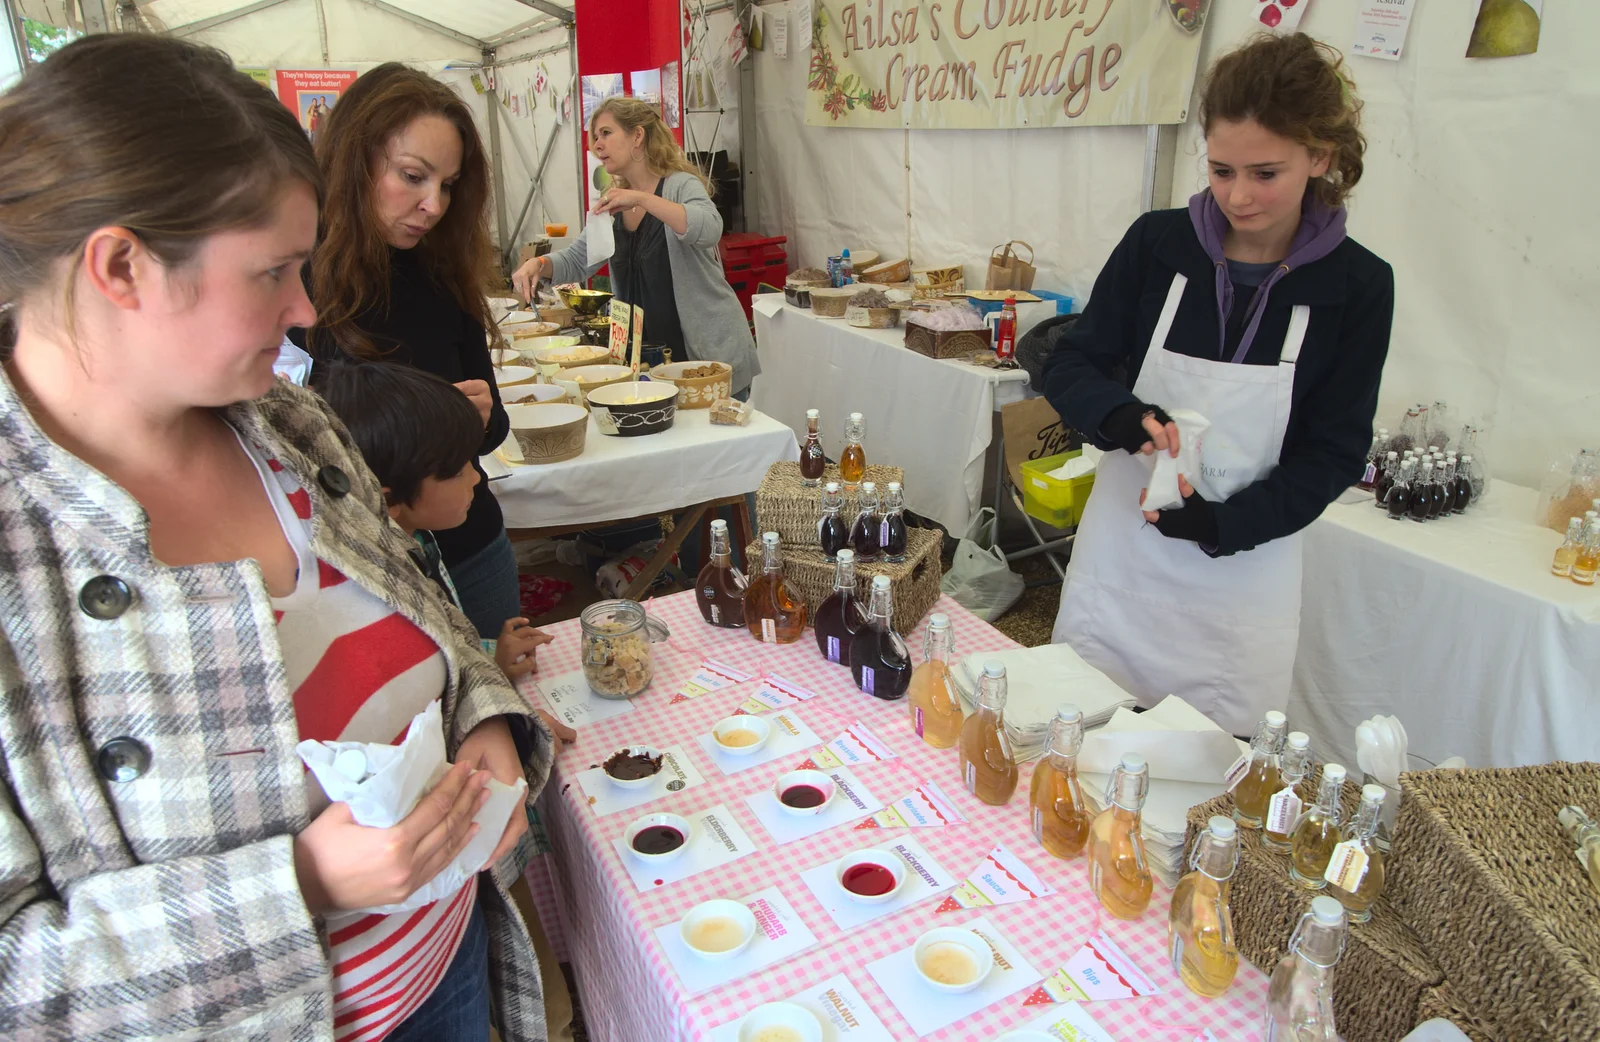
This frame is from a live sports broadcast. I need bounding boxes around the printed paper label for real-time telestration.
[1223,754,1251,792]
[676,659,755,700]
[592,407,619,436]
[761,618,776,643]
[1266,787,1303,835]
[738,672,821,714]
[826,636,841,663]
[914,706,925,737]
[858,779,967,830]
[1324,839,1370,891]
[860,665,875,694]
[937,843,1055,912]
[802,721,897,770]
[1039,930,1162,1003]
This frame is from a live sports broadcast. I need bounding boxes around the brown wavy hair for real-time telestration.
[309,63,492,359]
[592,96,713,196]
[0,35,318,349]
[1200,32,1365,208]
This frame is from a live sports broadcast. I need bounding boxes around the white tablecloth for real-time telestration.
[485,408,799,530]
[1290,482,1600,770]
[750,296,1032,535]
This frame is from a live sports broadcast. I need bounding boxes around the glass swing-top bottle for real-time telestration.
[814,548,864,667]
[1558,805,1600,896]
[959,660,1019,806]
[880,481,908,563]
[907,612,962,749]
[743,532,807,644]
[817,481,850,561]
[1323,784,1389,923]
[1262,896,1348,1042]
[1263,732,1314,852]
[1289,764,1348,890]
[840,412,867,489]
[695,519,746,629]
[1088,753,1154,919]
[1233,710,1288,829]
[1169,815,1241,997]
[800,408,826,485]
[1029,705,1091,860]
[850,481,883,562]
[849,575,912,700]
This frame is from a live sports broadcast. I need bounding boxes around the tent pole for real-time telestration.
[504,107,566,271]
[1,0,24,78]
[484,47,510,267]
[1141,124,1178,213]
[734,0,755,233]
[312,0,330,65]
[568,21,583,240]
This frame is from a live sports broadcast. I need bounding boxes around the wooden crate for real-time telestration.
[745,526,942,634]
[755,461,905,550]
[904,323,991,359]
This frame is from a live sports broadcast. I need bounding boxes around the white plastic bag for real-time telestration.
[1144,408,1211,512]
[939,507,1024,622]
[298,701,527,915]
[585,210,615,265]
[272,338,313,386]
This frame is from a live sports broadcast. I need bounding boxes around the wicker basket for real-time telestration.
[1385,762,1600,1042]
[755,461,906,549]
[1184,770,1444,1042]
[808,286,856,318]
[1415,984,1500,1042]
[746,526,942,634]
[846,305,898,329]
[904,322,992,359]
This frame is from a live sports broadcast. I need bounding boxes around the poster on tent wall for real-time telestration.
[275,70,358,144]
[805,0,1211,129]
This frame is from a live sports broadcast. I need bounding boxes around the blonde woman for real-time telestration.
[513,96,759,396]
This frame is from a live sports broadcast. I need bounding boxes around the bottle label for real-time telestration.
[1169,931,1184,979]
[914,706,925,737]
[861,666,876,694]
[1266,788,1303,835]
[1030,805,1041,840]
[1324,839,1369,891]
[761,618,776,643]
[1223,755,1250,793]
[1362,462,1377,485]
[826,636,841,663]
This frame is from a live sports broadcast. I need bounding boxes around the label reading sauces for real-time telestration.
[1324,839,1369,891]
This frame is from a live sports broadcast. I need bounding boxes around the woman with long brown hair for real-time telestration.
[514,96,759,396]
[291,63,519,639]
[0,35,551,1041]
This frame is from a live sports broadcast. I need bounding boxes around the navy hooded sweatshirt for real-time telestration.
[1040,191,1394,556]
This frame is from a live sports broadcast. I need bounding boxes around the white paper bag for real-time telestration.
[585,210,615,265]
[1144,409,1211,512]
[298,701,528,915]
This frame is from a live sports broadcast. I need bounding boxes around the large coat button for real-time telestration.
[97,737,152,783]
[317,465,351,498]
[78,576,133,620]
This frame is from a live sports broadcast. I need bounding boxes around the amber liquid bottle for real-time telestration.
[1324,784,1388,923]
[849,575,912,699]
[1029,705,1091,859]
[907,613,962,748]
[1289,764,1348,890]
[880,480,908,562]
[849,482,882,562]
[799,408,826,486]
[695,519,747,628]
[743,532,808,644]
[1169,816,1240,997]
[814,549,865,667]
[959,660,1019,805]
[1233,710,1287,829]
[840,412,866,489]
[817,481,849,560]
[1552,516,1584,577]
[1088,754,1154,919]
[1263,731,1314,852]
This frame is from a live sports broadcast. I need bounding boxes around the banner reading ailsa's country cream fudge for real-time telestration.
[805,0,1211,130]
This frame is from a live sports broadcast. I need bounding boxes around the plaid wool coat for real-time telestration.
[0,372,553,1041]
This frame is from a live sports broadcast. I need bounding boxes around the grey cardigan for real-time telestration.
[550,171,760,393]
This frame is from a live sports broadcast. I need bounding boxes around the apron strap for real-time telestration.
[1280,304,1310,364]
[1151,273,1187,353]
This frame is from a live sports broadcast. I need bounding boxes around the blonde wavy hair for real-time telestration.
[591,96,713,196]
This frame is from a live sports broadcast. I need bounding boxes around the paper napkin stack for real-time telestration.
[949,643,1136,762]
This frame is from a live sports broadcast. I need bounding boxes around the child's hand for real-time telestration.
[536,708,578,747]
[495,617,554,680]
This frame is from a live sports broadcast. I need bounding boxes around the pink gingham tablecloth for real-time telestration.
[522,591,1268,1041]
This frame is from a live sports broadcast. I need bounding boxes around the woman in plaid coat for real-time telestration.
[0,36,554,1042]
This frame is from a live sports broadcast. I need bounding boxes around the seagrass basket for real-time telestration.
[1415,983,1499,1042]
[745,526,941,634]
[755,461,906,550]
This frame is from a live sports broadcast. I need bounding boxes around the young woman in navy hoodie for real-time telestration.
[1042,33,1394,737]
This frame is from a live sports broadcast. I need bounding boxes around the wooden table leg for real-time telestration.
[730,497,755,571]
[621,504,708,600]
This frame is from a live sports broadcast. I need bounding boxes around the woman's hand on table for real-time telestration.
[294,761,490,915]
[512,256,553,302]
[455,715,530,868]
[454,379,493,428]
[495,617,554,680]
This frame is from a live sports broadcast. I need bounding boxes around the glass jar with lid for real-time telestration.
[580,600,670,699]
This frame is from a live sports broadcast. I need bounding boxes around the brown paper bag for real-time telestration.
[1001,396,1078,491]
[985,240,1038,292]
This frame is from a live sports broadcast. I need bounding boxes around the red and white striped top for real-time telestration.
[240,434,477,1042]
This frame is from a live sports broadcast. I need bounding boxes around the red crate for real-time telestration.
[719,232,788,273]
[726,258,789,320]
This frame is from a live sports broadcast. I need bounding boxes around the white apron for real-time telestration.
[1052,273,1309,737]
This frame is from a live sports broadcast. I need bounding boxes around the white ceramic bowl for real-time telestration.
[912,927,995,995]
[530,338,606,366]
[773,769,835,817]
[492,364,538,388]
[499,309,543,327]
[712,715,772,756]
[602,745,665,789]
[489,346,519,365]
[563,363,634,386]
[834,848,907,905]
[487,295,521,318]
[737,1002,823,1042]
[623,812,692,865]
[679,899,757,961]
[501,383,567,406]
[503,402,587,464]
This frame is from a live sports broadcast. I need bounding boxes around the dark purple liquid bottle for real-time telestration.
[1387,484,1411,520]
[815,591,865,666]
[819,515,849,559]
[850,511,881,561]
[880,514,907,562]
[849,624,912,700]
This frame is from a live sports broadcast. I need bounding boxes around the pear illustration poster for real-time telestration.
[1466,0,1542,58]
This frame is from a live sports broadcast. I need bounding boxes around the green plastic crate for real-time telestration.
[1019,450,1096,529]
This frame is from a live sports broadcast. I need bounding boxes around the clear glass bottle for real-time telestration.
[1357,430,1388,490]
[1029,705,1091,860]
[1324,784,1388,922]
[818,481,849,561]
[849,481,882,562]
[1425,400,1452,450]
[958,660,1019,806]
[799,408,826,486]
[695,518,747,629]
[813,549,864,666]
[1234,710,1288,829]
[1263,896,1348,1042]
[840,412,866,489]
[1263,731,1314,852]
[1088,754,1154,919]
[1390,405,1422,455]
[1289,764,1347,890]
[1385,459,1415,521]
[743,532,808,644]
[1372,451,1400,510]
[880,481,908,562]
[907,612,962,749]
[849,575,912,700]
[1557,805,1600,896]
[1574,516,1600,586]
[1457,428,1488,498]
[1170,815,1240,997]
[1552,516,1585,578]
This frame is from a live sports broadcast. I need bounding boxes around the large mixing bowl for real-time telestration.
[559,286,614,315]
